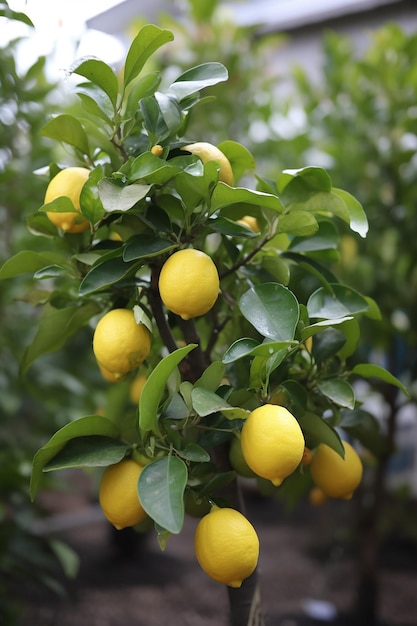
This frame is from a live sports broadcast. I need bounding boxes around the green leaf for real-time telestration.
[41,114,90,157]
[0,250,67,279]
[278,211,318,237]
[129,152,180,184]
[239,283,299,341]
[307,284,370,319]
[351,364,409,396]
[168,62,228,100]
[138,455,187,534]
[208,216,259,238]
[332,188,368,238]
[139,345,197,436]
[223,338,296,364]
[212,184,284,215]
[77,92,113,125]
[124,72,161,119]
[176,443,211,462]
[194,361,226,392]
[339,409,386,457]
[79,257,138,296]
[297,413,344,455]
[123,234,177,262]
[217,140,256,183]
[0,4,34,26]
[31,415,120,499]
[191,387,249,420]
[43,436,130,471]
[289,220,339,251]
[71,57,119,108]
[98,179,152,212]
[124,25,174,87]
[317,379,356,409]
[80,167,106,224]
[21,302,100,373]
[280,166,332,194]
[49,539,80,579]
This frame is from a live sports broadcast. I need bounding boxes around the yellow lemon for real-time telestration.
[129,373,147,404]
[308,486,328,507]
[93,309,151,379]
[158,248,219,320]
[309,440,363,500]
[99,458,147,530]
[241,404,305,486]
[237,215,260,232]
[181,142,234,185]
[194,506,259,588]
[44,167,90,233]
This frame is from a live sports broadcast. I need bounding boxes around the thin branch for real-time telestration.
[219,233,272,281]
[148,265,178,353]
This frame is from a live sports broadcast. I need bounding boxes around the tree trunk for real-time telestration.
[354,381,398,626]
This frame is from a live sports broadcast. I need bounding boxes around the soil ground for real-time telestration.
[15,472,417,626]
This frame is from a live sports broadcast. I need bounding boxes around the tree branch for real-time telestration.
[219,234,272,281]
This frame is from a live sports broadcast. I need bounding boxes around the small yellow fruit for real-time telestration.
[181,142,234,185]
[151,144,164,156]
[301,447,313,466]
[229,436,257,478]
[308,486,328,507]
[93,309,151,378]
[129,373,147,404]
[99,458,147,530]
[310,440,363,500]
[44,167,90,233]
[158,248,219,320]
[241,404,305,486]
[237,215,260,233]
[194,506,259,588]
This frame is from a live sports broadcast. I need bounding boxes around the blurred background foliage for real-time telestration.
[1,0,417,623]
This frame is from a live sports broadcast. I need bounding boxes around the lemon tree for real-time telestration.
[0,22,408,626]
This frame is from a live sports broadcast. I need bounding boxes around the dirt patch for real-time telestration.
[16,480,417,626]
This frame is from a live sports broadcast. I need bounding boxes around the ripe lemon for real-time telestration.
[44,167,90,233]
[194,506,259,587]
[93,309,151,379]
[129,373,147,404]
[158,248,219,320]
[310,440,363,500]
[241,404,305,486]
[181,142,233,185]
[237,215,260,233]
[99,458,147,530]
[308,486,328,507]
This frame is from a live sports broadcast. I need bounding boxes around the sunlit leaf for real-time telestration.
[317,378,356,409]
[307,284,370,319]
[71,57,119,108]
[168,62,228,100]
[98,179,152,212]
[139,345,197,435]
[41,114,90,157]
[123,234,177,262]
[124,25,174,87]
[138,455,187,534]
[239,283,299,341]
[351,364,408,395]
[31,415,120,498]
[43,436,130,471]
